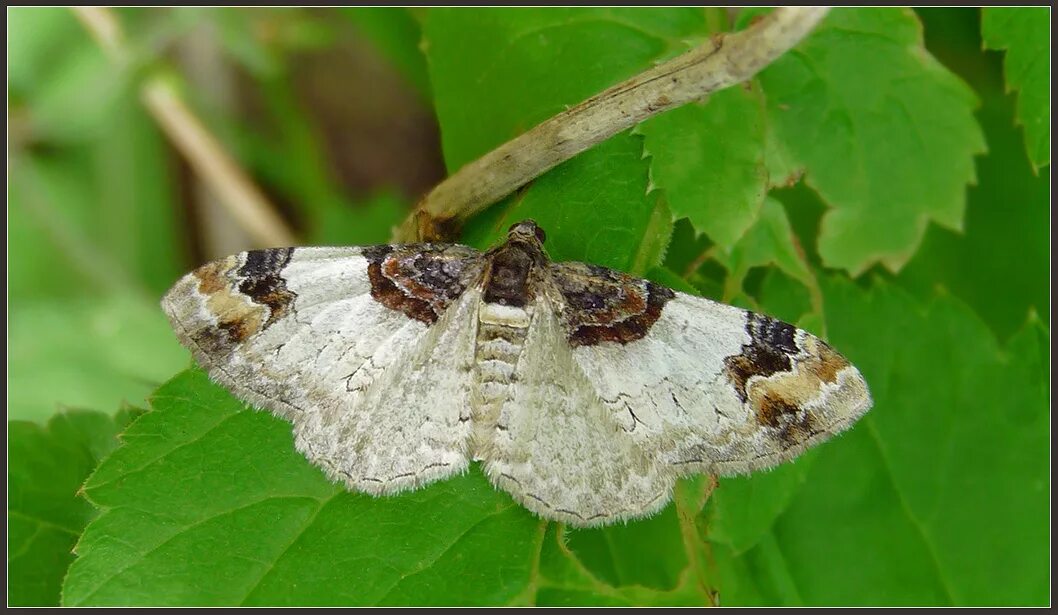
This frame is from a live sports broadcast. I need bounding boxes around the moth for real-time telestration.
[162,220,872,526]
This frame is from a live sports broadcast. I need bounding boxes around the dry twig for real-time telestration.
[73,7,297,248]
[395,7,828,242]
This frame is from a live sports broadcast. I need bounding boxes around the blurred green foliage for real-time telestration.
[7,7,1049,607]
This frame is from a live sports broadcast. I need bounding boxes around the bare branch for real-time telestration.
[72,7,298,248]
[396,7,828,242]
[71,6,126,62]
[140,81,298,247]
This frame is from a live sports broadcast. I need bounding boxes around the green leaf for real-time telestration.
[712,277,1049,605]
[638,83,768,249]
[981,8,1049,170]
[534,523,706,606]
[459,132,672,274]
[897,7,1048,342]
[659,219,730,299]
[8,157,99,300]
[9,65,187,424]
[423,9,710,272]
[9,8,133,145]
[10,10,182,299]
[10,106,182,300]
[9,409,139,606]
[62,370,721,605]
[713,197,814,301]
[423,8,708,170]
[645,264,705,295]
[754,268,815,329]
[30,48,131,143]
[10,151,139,300]
[894,92,1049,341]
[91,94,185,297]
[710,533,804,606]
[8,7,84,99]
[61,370,538,606]
[9,295,188,422]
[706,450,815,556]
[206,8,338,79]
[565,506,687,590]
[234,75,351,225]
[749,8,986,275]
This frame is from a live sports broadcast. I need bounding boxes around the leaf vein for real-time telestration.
[374,504,517,604]
[71,495,320,606]
[8,509,82,536]
[83,407,243,495]
[239,493,343,604]
[864,418,958,604]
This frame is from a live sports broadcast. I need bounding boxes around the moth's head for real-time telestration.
[507,220,547,246]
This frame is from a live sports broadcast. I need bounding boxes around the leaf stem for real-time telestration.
[395,7,829,242]
[72,7,298,248]
[674,476,719,605]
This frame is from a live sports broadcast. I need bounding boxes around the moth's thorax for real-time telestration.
[481,239,548,308]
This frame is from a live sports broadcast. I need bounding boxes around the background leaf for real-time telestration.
[9,409,139,606]
[713,196,815,303]
[423,8,707,171]
[638,83,768,249]
[309,190,408,246]
[423,8,712,271]
[10,114,183,301]
[61,370,714,606]
[745,7,987,275]
[342,7,431,100]
[981,7,1049,170]
[9,296,189,422]
[894,7,1048,342]
[9,8,188,424]
[709,277,1049,606]
[706,451,815,556]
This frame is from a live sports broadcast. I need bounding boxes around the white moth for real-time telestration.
[162,220,872,526]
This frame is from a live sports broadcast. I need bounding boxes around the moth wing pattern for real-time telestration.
[550,262,873,478]
[478,302,675,526]
[161,220,874,528]
[162,245,487,494]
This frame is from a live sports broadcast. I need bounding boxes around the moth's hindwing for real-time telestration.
[478,304,676,526]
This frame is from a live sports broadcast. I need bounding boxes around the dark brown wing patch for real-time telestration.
[236,249,296,326]
[364,244,483,324]
[550,262,675,347]
[190,248,295,347]
[723,313,854,439]
[723,313,798,403]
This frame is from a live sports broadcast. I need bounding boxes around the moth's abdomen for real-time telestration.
[470,301,531,455]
